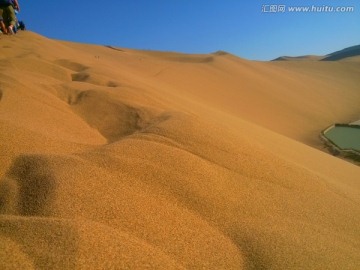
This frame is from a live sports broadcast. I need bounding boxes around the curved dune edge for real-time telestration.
[0,32,360,269]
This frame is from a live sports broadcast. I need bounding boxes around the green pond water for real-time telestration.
[324,126,360,151]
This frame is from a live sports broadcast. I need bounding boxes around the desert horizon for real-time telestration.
[1,31,360,269]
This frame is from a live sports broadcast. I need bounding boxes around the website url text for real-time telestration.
[262,5,355,13]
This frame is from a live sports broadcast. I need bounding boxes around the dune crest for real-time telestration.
[1,32,360,269]
[273,44,360,62]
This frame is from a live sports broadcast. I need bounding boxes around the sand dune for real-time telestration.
[322,45,360,61]
[1,32,360,269]
[272,55,324,61]
[273,44,360,62]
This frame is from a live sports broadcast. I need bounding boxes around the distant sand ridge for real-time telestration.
[1,32,360,269]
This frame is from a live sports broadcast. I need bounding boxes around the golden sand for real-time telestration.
[1,32,360,269]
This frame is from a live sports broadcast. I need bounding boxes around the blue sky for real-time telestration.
[17,0,359,60]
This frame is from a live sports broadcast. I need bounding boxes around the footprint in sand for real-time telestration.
[71,71,119,88]
[53,59,88,72]
[54,59,119,87]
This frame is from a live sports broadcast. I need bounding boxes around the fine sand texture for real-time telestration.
[1,32,360,269]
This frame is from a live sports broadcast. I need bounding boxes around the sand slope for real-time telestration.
[1,32,360,269]
[273,44,360,62]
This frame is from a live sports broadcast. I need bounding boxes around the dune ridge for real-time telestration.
[1,32,360,269]
[273,44,360,62]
